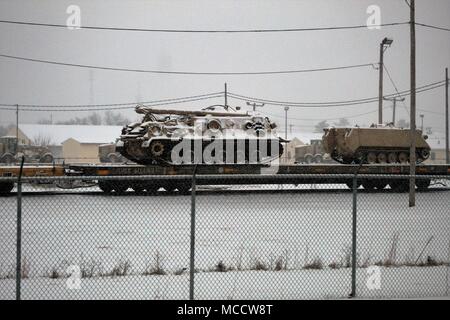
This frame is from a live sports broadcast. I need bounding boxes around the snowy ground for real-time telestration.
[0,186,449,300]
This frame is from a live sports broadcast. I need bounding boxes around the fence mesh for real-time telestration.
[0,174,449,300]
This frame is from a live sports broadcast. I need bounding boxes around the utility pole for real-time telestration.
[378,37,394,124]
[284,106,289,141]
[384,96,405,124]
[420,114,424,132]
[446,67,449,164]
[409,0,416,207]
[379,42,384,125]
[224,83,228,107]
[246,101,264,112]
[15,104,19,154]
[284,106,289,162]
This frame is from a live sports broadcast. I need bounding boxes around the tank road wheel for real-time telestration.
[398,152,409,164]
[107,153,121,163]
[150,141,165,157]
[304,154,314,164]
[314,154,323,163]
[387,152,398,164]
[0,153,15,165]
[40,153,54,164]
[416,179,431,191]
[377,153,387,164]
[366,152,377,164]
[98,181,113,193]
[418,149,430,163]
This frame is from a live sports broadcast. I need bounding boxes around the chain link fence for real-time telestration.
[0,174,449,300]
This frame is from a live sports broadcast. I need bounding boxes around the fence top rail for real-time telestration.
[0,173,449,183]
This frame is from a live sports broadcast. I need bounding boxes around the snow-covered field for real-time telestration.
[0,188,449,300]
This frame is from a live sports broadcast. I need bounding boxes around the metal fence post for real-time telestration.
[350,174,358,298]
[16,157,25,301]
[189,165,198,300]
[350,162,363,298]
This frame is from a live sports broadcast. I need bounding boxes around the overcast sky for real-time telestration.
[0,0,449,134]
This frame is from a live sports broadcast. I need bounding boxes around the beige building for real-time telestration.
[427,135,448,164]
[62,138,104,163]
[279,131,324,164]
[9,124,122,164]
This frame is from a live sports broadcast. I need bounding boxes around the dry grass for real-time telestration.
[143,251,166,276]
[303,257,324,270]
[105,260,132,277]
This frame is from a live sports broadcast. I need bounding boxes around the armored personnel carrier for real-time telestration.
[116,105,284,165]
[0,136,54,164]
[322,124,431,164]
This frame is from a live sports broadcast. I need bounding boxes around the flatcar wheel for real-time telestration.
[132,183,145,194]
[366,152,377,164]
[377,153,387,164]
[362,181,377,191]
[416,179,431,191]
[98,181,113,193]
[390,180,409,193]
[387,153,398,163]
[398,152,409,164]
[0,182,14,194]
[145,184,159,195]
[113,182,128,194]
[163,184,176,193]
[177,183,191,195]
[346,181,361,190]
[375,182,388,190]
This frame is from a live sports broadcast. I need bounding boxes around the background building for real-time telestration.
[8,124,122,163]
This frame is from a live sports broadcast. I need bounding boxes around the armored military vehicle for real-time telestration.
[116,105,284,165]
[98,143,126,163]
[294,139,331,164]
[0,136,54,164]
[322,124,431,164]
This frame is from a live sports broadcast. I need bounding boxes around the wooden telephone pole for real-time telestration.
[446,68,449,164]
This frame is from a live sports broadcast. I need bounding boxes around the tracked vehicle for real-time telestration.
[322,124,431,164]
[116,105,284,165]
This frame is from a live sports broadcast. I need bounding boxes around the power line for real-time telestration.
[227,81,445,107]
[383,64,410,116]
[0,94,224,112]
[0,92,223,108]
[0,53,377,76]
[0,80,445,112]
[0,19,410,33]
[416,22,450,32]
[263,107,384,122]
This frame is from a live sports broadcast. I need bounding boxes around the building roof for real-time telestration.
[17,124,123,145]
[279,131,324,145]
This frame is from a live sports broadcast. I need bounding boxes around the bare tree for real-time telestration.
[104,111,130,126]
[32,133,53,146]
[334,118,350,127]
[314,120,330,133]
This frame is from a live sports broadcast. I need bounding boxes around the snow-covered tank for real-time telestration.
[322,124,431,164]
[116,105,284,165]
